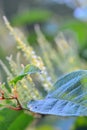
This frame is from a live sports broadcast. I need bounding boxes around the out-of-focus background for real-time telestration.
[0,0,87,130]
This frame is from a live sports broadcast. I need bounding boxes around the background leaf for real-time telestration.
[11,9,52,26]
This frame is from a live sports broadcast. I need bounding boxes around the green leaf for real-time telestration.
[0,109,33,130]
[7,112,33,130]
[10,75,25,85]
[0,109,22,130]
[23,64,41,74]
[28,70,87,116]
[10,64,41,85]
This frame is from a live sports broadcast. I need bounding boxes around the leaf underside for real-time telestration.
[27,70,87,116]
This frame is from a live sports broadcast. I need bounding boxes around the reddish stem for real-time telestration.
[7,105,23,111]
[0,90,5,99]
[0,94,23,111]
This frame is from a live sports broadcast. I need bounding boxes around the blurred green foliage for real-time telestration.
[11,9,87,60]
[36,125,53,130]
[72,117,87,130]
[61,20,87,60]
[0,109,33,130]
[61,20,87,46]
[11,9,52,26]
[11,9,54,45]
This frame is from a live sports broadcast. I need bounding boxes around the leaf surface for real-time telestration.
[28,70,87,116]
